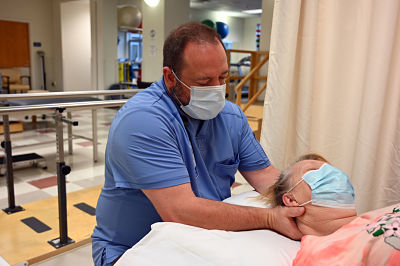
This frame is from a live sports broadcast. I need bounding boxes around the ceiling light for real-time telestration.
[144,0,160,7]
[242,9,262,14]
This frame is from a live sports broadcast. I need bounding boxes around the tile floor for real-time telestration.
[0,107,253,265]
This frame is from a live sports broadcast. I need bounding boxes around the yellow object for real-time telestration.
[125,62,131,82]
[118,63,124,83]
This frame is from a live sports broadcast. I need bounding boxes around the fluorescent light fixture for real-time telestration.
[243,9,262,14]
[144,0,160,7]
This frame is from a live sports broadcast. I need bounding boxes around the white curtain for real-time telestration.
[261,0,400,213]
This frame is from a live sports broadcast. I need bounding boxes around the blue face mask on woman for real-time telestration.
[286,163,355,209]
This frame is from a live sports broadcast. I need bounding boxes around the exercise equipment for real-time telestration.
[118,5,142,30]
[1,115,24,214]
[0,99,132,250]
[216,22,229,39]
[48,108,77,248]
[0,90,142,211]
[118,61,137,84]
[201,19,215,30]
[216,21,229,39]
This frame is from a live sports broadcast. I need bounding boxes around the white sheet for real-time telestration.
[116,191,300,266]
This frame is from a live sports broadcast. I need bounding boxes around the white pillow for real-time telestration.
[116,191,300,266]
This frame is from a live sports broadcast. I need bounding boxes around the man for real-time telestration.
[92,22,304,265]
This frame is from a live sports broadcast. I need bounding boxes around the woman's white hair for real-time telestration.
[261,153,329,206]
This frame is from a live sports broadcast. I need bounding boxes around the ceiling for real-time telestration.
[190,0,262,17]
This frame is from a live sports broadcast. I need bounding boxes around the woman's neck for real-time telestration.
[296,206,357,236]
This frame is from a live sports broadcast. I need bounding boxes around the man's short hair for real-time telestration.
[163,22,225,75]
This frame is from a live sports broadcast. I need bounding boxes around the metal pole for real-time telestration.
[67,111,73,155]
[37,51,47,91]
[55,110,67,243]
[2,115,24,214]
[48,108,74,248]
[92,109,98,162]
[0,89,140,101]
[41,53,47,91]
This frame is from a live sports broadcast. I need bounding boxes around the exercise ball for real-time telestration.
[216,21,229,39]
[201,19,215,30]
[118,5,142,29]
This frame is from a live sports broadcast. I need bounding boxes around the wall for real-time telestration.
[165,0,190,42]
[260,0,274,51]
[102,0,118,90]
[61,0,91,91]
[52,0,64,91]
[257,0,275,101]
[141,0,165,82]
[90,0,118,90]
[190,9,261,63]
[243,17,261,52]
[0,0,57,90]
[141,0,189,82]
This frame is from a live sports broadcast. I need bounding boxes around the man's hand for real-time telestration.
[267,206,305,240]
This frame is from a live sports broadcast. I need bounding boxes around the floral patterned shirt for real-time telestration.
[293,204,400,265]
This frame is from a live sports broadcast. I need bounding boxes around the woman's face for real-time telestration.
[284,159,357,236]
[287,160,325,206]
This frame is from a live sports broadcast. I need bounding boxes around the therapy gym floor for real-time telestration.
[0,104,263,265]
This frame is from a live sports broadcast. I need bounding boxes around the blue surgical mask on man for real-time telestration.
[171,70,225,120]
[286,163,355,209]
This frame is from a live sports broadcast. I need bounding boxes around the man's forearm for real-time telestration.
[142,183,304,239]
[163,197,271,231]
[241,164,281,193]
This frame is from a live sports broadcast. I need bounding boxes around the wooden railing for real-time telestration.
[226,50,269,141]
[226,49,269,111]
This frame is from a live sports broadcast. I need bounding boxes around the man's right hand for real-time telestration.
[267,206,305,240]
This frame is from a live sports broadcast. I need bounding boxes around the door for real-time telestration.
[0,20,30,68]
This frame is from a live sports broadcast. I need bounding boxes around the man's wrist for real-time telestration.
[261,208,274,230]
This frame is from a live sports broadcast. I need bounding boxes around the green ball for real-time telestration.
[201,19,215,30]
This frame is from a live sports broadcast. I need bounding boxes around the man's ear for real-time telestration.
[282,193,299,207]
[163,67,176,90]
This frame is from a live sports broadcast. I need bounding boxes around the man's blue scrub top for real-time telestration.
[92,78,271,265]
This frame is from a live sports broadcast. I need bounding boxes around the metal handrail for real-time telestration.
[1,99,129,218]
[0,89,141,101]
[0,99,128,115]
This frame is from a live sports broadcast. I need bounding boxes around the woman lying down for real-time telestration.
[264,154,400,265]
[116,154,400,266]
